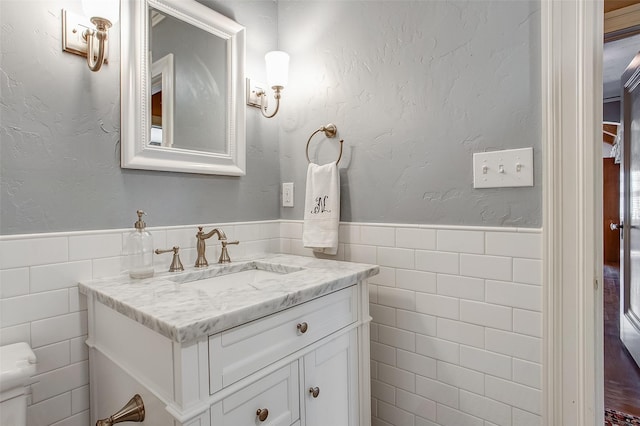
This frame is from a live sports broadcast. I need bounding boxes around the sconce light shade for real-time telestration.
[265,51,289,89]
[251,50,289,118]
[81,0,119,25]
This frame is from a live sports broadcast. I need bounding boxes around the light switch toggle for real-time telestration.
[498,165,505,174]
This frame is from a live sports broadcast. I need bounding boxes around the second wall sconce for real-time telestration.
[61,0,119,72]
[247,51,290,118]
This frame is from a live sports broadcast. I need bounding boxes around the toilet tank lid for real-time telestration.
[0,342,36,392]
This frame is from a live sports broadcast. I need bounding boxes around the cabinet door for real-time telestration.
[210,361,299,426]
[303,330,358,426]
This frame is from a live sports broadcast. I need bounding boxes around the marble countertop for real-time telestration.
[78,254,378,344]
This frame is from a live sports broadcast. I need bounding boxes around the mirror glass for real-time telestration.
[121,0,246,175]
[149,7,226,153]
[150,51,174,148]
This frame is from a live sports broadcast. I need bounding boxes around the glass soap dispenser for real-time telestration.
[126,210,154,279]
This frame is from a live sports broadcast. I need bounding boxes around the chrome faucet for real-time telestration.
[195,227,239,266]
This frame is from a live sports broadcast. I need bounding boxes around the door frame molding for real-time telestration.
[542,1,603,425]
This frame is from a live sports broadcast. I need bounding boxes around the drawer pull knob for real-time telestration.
[297,322,308,334]
[256,408,269,421]
[309,386,320,398]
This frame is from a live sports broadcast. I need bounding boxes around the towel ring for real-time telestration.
[306,123,344,165]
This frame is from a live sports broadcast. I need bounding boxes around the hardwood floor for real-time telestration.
[604,263,640,417]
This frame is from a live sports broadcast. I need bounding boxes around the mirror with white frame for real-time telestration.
[121,0,246,175]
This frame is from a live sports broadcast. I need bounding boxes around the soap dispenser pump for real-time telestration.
[126,210,154,279]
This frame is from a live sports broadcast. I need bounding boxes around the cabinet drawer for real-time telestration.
[210,361,299,426]
[209,286,357,393]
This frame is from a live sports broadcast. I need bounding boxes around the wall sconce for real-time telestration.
[248,51,290,118]
[61,0,119,72]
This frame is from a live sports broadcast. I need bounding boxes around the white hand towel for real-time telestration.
[303,162,340,255]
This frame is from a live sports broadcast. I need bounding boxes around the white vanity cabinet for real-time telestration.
[81,256,376,426]
[208,287,360,425]
[210,330,357,426]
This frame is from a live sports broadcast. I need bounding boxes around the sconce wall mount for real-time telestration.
[246,79,283,119]
[246,79,268,109]
[61,8,114,72]
[246,50,289,118]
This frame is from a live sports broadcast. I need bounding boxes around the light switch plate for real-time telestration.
[282,182,294,207]
[473,147,533,188]
[246,78,267,108]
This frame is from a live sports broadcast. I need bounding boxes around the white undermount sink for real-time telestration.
[171,261,306,295]
[183,268,286,292]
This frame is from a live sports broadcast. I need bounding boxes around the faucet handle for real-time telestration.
[154,246,184,272]
[218,240,240,264]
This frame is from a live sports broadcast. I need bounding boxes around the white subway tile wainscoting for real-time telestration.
[282,221,542,426]
[0,221,280,426]
[0,220,541,426]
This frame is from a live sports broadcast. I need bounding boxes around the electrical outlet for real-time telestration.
[282,182,294,207]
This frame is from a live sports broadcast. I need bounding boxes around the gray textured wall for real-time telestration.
[604,101,621,122]
[1,0,542,236]
[0,0,280,235]
[278,0,542,227]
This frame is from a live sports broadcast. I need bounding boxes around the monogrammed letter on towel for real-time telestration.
[303,162,340,255]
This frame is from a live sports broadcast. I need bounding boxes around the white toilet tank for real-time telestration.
[0,342,36,426]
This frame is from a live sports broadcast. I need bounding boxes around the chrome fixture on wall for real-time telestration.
[248,51,290,118]
[96,394,145,426]
[61,0,118,72]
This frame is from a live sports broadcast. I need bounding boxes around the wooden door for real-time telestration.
[620,51,640,368]
[604,158,621,264]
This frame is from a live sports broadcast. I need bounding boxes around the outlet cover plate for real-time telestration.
[473,147,533,188]
[282,182,294,207]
